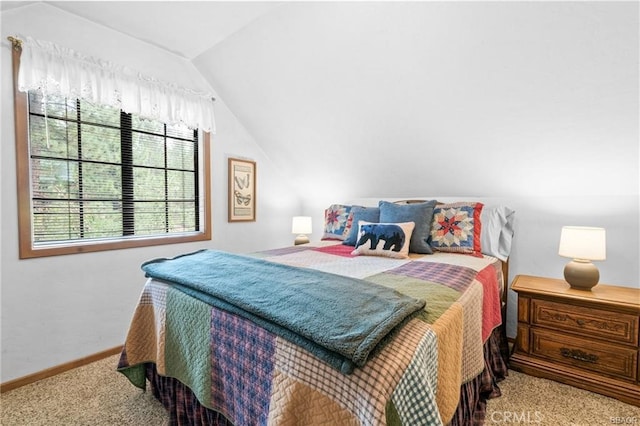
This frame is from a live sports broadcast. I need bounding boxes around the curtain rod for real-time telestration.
[6,35,216,103]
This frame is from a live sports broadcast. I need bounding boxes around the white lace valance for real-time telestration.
[17,36,216,133]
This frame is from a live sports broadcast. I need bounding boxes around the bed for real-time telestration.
[117,200,515,425]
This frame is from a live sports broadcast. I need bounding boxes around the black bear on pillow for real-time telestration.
[356,224,405,252]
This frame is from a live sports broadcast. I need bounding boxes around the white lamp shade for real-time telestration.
[292,216,312,234]
[558,226,606,261]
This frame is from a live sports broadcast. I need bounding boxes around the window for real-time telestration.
[11,46,211,258]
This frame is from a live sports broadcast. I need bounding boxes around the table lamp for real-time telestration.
[292,216,312,245]
[558,226,606,290]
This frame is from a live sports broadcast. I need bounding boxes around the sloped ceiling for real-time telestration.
[29,1,283,60]
[7,1,638,201]
[193,2,638,200]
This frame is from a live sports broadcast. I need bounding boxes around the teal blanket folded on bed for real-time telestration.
[141,249,426,374]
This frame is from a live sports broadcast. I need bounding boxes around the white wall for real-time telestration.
[0,3,300,382]
[195,2,638,200]
[195,2,639,337]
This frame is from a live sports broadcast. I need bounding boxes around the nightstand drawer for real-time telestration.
[531,299,639,345]
[530,328,638,381]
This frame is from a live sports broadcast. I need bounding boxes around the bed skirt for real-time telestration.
[142,326,508,426]
[448,327,508,426]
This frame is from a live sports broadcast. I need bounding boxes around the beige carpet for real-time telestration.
[487,370,639,425]
[1,355,167,425]
[1,354,639,425]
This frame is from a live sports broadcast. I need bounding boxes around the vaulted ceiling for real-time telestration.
[4,1,637,201]
[1,1,281,59]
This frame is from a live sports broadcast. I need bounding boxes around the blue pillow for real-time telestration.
[378,200,437,254]
[342,206,380,246]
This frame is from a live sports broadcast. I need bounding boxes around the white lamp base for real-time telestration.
[564,259,600,290]
[294,235,309,245]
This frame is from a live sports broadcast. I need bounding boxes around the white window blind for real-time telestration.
[28,91,201,244]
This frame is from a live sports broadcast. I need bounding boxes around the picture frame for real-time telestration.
[228,157,256,222]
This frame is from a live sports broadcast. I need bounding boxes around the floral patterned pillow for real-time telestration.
[321,204,353,240]
[430,202,484,256]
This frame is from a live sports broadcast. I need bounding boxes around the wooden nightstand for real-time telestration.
[510,275,640,406]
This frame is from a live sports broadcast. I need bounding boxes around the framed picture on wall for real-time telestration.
[228,157,256,222]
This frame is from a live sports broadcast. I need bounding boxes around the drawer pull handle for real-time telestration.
[560,347,598,363]
[539,310,622,332]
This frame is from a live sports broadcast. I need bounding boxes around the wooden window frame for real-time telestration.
[10,39,211,258]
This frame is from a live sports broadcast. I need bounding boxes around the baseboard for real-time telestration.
[0,345,123,393]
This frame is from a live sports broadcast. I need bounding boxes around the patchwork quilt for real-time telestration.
[118,242,503,426]
[139,249,426,374]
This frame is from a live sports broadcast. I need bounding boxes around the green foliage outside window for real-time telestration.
[27,92,200,245]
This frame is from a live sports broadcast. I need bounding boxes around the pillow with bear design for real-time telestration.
[351,221,415,259]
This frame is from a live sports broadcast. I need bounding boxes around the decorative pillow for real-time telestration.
[430,202,484,256]
[321,204,353,240]
[379,200,437,254]
[342,206,381,246]
[351,221,415,259]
